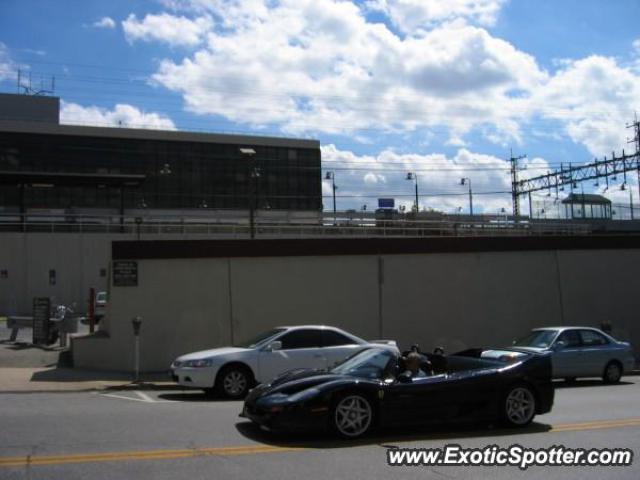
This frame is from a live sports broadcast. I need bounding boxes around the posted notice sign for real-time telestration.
[113,261,138,287]
[32,297,51,345]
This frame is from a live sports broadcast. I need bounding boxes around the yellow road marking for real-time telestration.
[0,445,307,468]
[551,418,640,432]
[1,418,639,468]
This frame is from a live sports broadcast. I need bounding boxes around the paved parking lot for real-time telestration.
[1,378,639,480]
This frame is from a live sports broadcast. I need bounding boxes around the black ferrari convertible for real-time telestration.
[241,346,554,438]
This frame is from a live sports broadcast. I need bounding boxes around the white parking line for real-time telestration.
[134,391,154,402]
[96,391,177,404]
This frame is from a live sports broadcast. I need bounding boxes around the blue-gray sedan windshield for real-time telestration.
[234,328,286,349]
[514,330,558,348]
[331,349,393,379]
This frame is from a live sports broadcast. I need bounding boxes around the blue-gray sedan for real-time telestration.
[512,327,635,383]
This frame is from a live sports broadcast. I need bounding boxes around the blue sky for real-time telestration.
[1,0,639,215]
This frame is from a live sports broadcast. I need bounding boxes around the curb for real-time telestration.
[0,383,189,394]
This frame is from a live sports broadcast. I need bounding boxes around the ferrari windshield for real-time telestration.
[234,328,286,349]
[513,329,558,348]
[331,348,394,379]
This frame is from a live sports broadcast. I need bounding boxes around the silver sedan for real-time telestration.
[512,326,635,383]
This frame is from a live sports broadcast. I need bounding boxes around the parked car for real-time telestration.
[512,326,635,383]
[170,326,397,399]
[241,346,554,438]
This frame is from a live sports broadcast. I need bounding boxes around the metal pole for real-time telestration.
[134,335,140,382]
[414,175,419,213]
[132,316,142,383]
[19,183,25,232]
[249,157,256,240]
[88,287,95,334]
[332,175,337,226]
[528,191,533,219]
[249,186,255,240]
[119,187,125,233]
[468,181,473,216]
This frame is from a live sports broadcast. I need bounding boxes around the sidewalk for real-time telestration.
[0,321,177,393]
[0,367,177,393]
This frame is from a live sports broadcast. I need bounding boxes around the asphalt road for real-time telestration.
[1,379,639,480]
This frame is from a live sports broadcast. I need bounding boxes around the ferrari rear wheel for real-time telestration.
[503,385,536,427]
[332,394,373,438]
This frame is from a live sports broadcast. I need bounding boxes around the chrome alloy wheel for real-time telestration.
[223,370,248,396]
[334,395,372,437]
[505,387,535,426]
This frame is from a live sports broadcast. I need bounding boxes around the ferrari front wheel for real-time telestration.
[503,384,536,427]
[331,394,373,438]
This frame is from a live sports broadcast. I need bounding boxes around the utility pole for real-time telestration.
[325,172,337,225]
[460,177,473,216]
[240,148,257,239]
[509,150,526,218]
[406,172,419,213]
[627,114,640,219]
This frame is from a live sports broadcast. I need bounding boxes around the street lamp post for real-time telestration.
[406,172,419,213]
[460,177,473,216]
[325,171,337,225]
[240,147,257,239]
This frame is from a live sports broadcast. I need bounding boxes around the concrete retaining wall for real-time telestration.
[70,243,640,372]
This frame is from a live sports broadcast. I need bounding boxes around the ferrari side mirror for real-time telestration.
[397,372,413,384]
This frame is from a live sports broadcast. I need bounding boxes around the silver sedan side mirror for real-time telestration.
[265,340,282,352]
[553,340,567,350]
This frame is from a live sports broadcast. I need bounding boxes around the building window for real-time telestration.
[0,270,7,279]
[100,268,107,277]
[49,269,56,286]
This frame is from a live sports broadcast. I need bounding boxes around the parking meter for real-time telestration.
[132,316,142,336]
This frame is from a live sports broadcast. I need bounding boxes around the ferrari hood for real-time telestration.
[250,368,349,399]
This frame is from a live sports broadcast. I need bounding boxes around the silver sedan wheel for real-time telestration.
[505,387,535,426]
[223,370,248,396]
[334,395,372,438]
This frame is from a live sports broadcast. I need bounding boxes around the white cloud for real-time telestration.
[150,0,545,145]
[120,0,640,158]
[366,0,507,33]
[321,144,540,213]
[93,17,116,29]
[530,55,640,156]
[0,42,17,81]
[60,102,176,130]
[122,13,212,46]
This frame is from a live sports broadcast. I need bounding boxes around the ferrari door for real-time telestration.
[383,374,456,425]
[384,369,500,425]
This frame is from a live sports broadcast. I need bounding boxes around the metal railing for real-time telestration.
[0,212,594,238]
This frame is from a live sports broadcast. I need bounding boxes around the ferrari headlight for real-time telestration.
[289,387,321,402]
[183,358,214,368]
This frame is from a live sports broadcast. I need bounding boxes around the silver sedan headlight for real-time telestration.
[182,358,215,368]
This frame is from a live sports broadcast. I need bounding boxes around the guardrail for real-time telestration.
[0,214,593,238]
